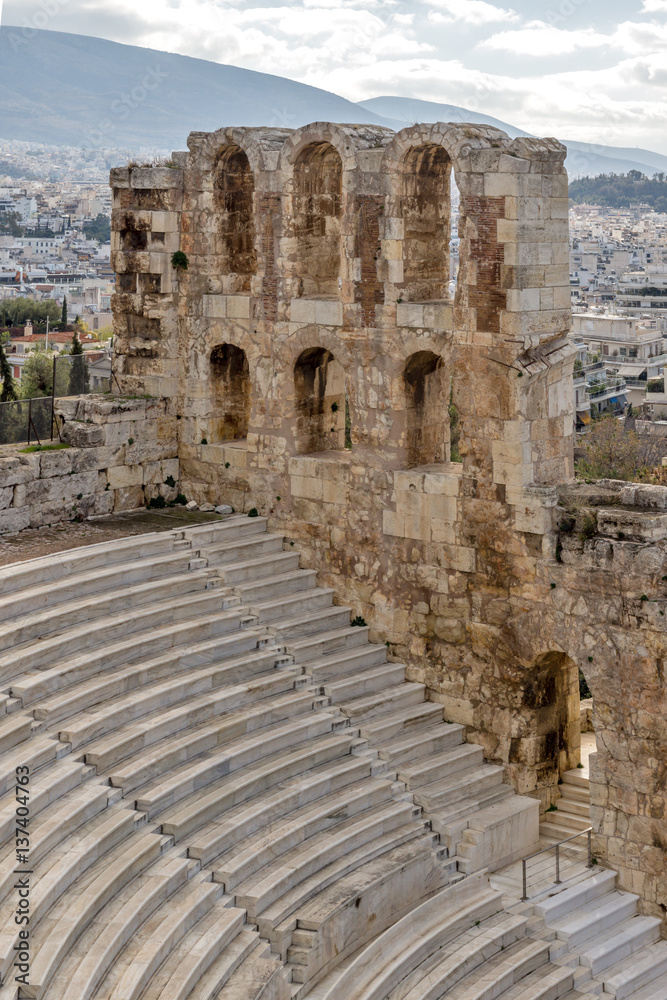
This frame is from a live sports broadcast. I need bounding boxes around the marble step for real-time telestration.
[339,683,427,723]
[412,764,506,812]
[272,606,353,640]
[187,756,373,867]
[198,531,285,564]
[235,569,318,602]
[577,916,662,976]
[0,569,218,652]
[250,588,337,625]
[213,777,396,891]
[215,551,301,585]
[323,664,407,703]
[306,644,388,683]
[534,869,617,923]
[288,626,372,663]
[397,743,484,790]
[550,889,638,948]
[375,722,465,765]
[84,684,313,776]
[134,719,345,821]
[561,771,590,790]
[358,703,445,744]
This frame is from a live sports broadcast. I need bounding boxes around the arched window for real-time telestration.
[210,344,251,442]
[294,347,346,453]
[293,142,342,298]
[523,653,581,780]
[400,144,451,302]
[214,145,256,288]
[403,351,448,467]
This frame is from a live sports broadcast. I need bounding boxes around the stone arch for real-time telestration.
[292,142,343,298]
[403,351,449,467]
[294,346,346,453]
[214,144,257,288]
[399,144,452,302]
[209,342,251,442]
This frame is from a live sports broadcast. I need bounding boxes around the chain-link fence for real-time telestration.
[0,353,112,446]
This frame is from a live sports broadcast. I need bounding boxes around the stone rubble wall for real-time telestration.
[0,397,180,535]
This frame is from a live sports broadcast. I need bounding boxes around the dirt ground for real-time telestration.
[0,509,225,568]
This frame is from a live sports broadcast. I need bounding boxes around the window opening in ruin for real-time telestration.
[400,144,451,303]
[293,142,342,298]
[214,145,257,289]
[450,171,461,301]
[210,343,251,442]
[448,377,461,463]
[403,351,448,467]
[294,346,346,454]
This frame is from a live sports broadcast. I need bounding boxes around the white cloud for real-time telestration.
[418,0,518,26]
[482,18,667,57]
[642,0,667,12]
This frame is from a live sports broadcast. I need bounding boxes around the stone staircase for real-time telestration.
[0,516,656,1000]
[521,868,667,999]
[541,770,592,845]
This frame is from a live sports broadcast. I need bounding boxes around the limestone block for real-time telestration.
[314,300,343,327]
[424,495,457,521]
[150,211,180,233]
[0,486,13,511]
[483,173,520,197]
[61,422,105,448]
[291,476,323,501]
[130,166,183,189]
[94,490,115,515]
[382,510,405,537]
[39,449,73,479]
[597,508,667,542]
[322,480,348,505]
[0,455,39,488]
[424,303,454,329]
[394,470,426,493]
[290,299,317,324]
[403,515,432,542]
[396,303,425,328]
[620,485,667,511]
[226,295,251,319]
[161,458,180,481]
[396,490,426,517]
[113,485,145,511]
[71,446,124,474]
[423,468,463,497]
[107,464,144,490]
[0,506,30,534]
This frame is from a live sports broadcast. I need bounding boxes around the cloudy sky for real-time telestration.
[2,0,667,152]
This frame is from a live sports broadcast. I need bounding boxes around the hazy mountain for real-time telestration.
[357,96,531,140]
[1,28,666,181]
[0,28,400,150]
[359,96,667,179]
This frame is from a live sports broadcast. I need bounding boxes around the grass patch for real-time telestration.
[18,443,70,453]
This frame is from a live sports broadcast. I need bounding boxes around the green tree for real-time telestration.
[20,351,68,399]
[0,297,59,327]
[0,338,17,402]
[61,296,68,328]
[576,415,664,481]
[68,332,90,396]
[0,211,24,237]
[82,214,111,243]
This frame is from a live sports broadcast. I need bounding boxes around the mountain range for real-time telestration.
[1,27,666,179]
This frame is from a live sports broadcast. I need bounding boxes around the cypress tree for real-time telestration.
[61,296,68,328]
[0,339,17,402]
[68,330,89,395]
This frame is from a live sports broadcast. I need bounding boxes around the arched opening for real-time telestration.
[214,145,257,289]
[400,144,451,302]
[403,351,448,467]
[210,344,251,442]
[294,347,346,453]
[293,142,342,298]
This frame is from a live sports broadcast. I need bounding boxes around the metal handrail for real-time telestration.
[521,827,593,901]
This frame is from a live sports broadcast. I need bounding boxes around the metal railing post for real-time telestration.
[521,860,527,902]
[587,828,593,868]
[28,397,32,447]
[555,844,561,885]
[51,355,57,441]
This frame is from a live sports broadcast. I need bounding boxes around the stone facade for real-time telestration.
[108,122,667,921]
[0,397,179,533]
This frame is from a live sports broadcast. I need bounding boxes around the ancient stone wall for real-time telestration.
[0,397,179,533]
[109,122,667,922]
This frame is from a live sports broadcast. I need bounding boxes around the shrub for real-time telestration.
[247,508,258,517]
[171,251,189,271]
[351,615,367,627]
[148,495,167,509]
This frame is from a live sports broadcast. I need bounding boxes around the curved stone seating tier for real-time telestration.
[0,519,569,1000]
